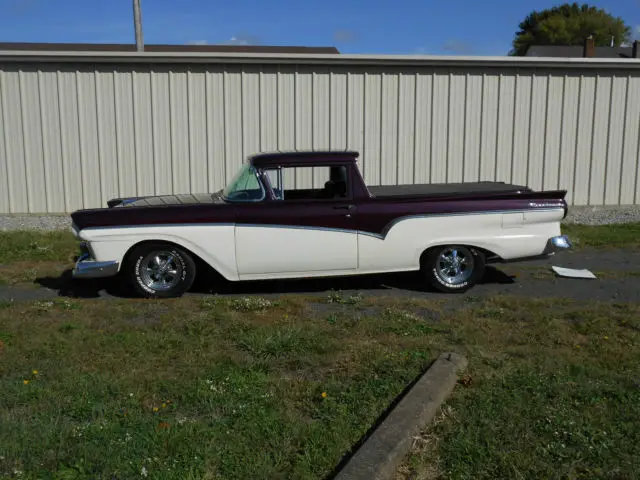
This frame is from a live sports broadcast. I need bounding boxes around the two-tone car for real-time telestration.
[71,150,571,298]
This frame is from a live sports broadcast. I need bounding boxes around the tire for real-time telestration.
[422,245,485,293]
[123,242,196,298]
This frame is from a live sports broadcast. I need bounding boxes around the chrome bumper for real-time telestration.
[544,235,572,254]
[72,253,120,279]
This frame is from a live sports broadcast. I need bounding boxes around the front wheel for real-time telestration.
[422,245,485,293]
[124,243,197,298]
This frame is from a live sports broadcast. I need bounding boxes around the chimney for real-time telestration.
[634,40,640,59]
[583,35,595,58]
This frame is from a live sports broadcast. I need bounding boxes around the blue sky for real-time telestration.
[0,0,638,55]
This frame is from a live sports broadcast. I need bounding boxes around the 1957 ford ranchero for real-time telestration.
[70,150,572,298]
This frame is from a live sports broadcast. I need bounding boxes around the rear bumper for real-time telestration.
[544,235,572,254]
[490,235,572,264]
[72,253,120,279]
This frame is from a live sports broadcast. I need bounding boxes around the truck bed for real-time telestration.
[367,182,531,199]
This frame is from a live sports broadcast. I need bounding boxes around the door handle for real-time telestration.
[333,204,355,211]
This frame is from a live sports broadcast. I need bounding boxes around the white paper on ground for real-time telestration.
[551,266,597,279]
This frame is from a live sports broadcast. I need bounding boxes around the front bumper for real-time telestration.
[72,253,120,279]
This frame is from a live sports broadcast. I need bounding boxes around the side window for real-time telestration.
[265,166,348,201]
[264,169,283,200]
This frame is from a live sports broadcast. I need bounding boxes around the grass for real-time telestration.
[0,231,78,286]
[397,297,640,480]
[0,261,70,287]
[0,295,443,479]
[0,231,78,264]
[562,222,640,249]
[1,294,639,479]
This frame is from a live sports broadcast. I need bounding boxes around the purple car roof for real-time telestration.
[249,150,359,168]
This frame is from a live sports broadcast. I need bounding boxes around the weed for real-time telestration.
[326,290,343,303]
[230,296,274,312]
[327,291,363,305]
[56,299,80,310]
[58,323,79,334]
[0,299,14,309]
[32,300,55,312]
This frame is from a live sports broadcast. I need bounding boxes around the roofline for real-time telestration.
[2,50,640,69]
[0,42,340,54]
[249,150,359,167]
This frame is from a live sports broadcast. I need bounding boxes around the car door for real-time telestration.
[234,165,358,277]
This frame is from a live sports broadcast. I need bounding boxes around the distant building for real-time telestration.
[525,37,640,59]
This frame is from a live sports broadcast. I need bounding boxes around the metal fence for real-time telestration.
[1,51,639,213]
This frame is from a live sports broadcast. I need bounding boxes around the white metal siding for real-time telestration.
[1,62,640,212]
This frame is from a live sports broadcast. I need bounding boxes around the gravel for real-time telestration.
[0,205,639,232]
[0,215,72,232]
[563,205,640,225]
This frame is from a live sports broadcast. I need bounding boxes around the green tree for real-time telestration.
[510,3,631,56]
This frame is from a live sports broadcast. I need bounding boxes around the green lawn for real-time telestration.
[1,294,639,479]
[397,297,640,480]
[0,295,444,479]
[562,222,640,249]
[0,231,78,286]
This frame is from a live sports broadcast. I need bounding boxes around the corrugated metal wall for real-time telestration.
[1,62,639,213]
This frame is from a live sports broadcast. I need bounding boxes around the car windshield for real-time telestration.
[222,164,265,202]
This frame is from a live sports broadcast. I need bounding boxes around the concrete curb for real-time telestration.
[334,352,468,480]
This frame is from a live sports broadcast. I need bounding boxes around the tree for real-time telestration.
[510,3,631,56]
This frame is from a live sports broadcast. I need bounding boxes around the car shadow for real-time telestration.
[35,266,515,299]
[35,270,127,299]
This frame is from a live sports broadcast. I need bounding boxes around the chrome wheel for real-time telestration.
[138,251,183,291]
[435,246,474,285]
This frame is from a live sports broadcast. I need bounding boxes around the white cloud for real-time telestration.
[333,30,356,43]
[188,40,208,45]
[221,34,260,46]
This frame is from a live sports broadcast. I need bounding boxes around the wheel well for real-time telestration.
[419,244,500,266]
[121,240,219,278]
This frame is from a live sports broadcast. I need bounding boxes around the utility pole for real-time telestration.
[133,0,144,51]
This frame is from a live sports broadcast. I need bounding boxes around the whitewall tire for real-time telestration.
[422,245,485,293]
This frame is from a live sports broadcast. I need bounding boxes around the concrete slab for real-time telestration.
[334,352,468,480]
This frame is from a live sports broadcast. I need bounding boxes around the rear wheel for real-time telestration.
[124,243,196,298]
[422,245,485,293]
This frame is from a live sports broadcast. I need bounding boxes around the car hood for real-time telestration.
[71,191,233,231]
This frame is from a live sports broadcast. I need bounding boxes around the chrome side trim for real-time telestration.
[237,223,357,235]
[362,208,566,240]
[82,223,237,232]
[72,254,120,279]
